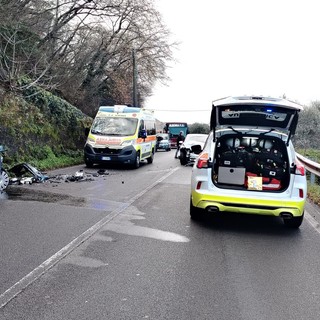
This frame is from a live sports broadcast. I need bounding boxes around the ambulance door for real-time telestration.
[138,120,152,158]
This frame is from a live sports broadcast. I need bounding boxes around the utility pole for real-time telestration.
[132,49,138,107]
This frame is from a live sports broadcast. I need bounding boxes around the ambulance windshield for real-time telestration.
[91,117,138,136]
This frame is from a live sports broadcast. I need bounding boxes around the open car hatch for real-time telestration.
[210,96,303,144]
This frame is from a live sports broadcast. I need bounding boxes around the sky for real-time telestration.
[145,0,320,125]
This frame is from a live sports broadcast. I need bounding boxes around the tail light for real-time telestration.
[295,159,305,176]
[196,152,209,169]
[196,181,202,190]
[299,189,304,198]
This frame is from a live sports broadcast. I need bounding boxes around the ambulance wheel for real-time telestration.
[147,149,154,164]
[85,160,94,168]
[132,151,140,169]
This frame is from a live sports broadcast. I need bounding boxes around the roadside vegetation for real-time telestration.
[188,123,210,134]
[294,102,320,205]
[297,148,320,206]
[0,89,92,171]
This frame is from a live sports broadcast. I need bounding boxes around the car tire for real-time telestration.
[0,169,9,191]
[180,151,188,165]
[283,213,304,228]
[166,148,171,152]
[190,199,203,220]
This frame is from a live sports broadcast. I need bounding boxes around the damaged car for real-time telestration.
[179,134,208,165]
[190,96,307,228]
[9,163,49,184]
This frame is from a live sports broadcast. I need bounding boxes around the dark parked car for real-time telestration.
[179,134,208,165]
[156,133,171,151]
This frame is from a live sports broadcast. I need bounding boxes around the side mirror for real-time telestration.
[191,144,202,154]
[139,129,147,139]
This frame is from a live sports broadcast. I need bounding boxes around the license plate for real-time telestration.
[102,156,111,161]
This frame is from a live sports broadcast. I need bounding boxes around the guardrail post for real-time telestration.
[310,173,315,185]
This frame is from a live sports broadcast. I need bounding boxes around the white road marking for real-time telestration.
[305,210,320,231]
[0,167,180,308]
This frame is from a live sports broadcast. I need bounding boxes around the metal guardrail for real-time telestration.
[296,153,320,184]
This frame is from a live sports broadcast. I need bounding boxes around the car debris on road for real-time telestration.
[7,163,109,186]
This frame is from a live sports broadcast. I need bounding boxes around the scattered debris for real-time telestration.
[74,170,84,179]
[9,177,19,185]
[48,172,95,183]
[8,164,110,187]
[19,177,33,185]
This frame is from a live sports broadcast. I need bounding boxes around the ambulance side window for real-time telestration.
[145,120,156,135]
[139,120,145,131]
[139,120,147,138]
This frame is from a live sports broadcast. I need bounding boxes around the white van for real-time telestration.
[84,105,156,168]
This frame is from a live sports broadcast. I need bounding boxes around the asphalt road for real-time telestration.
[1,151,320,320]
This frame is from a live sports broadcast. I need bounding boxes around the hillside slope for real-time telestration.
[0,88,92,169]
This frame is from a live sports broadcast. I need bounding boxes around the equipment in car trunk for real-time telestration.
[216,134,288,188]
[218,148,255,168]
[256,164,286,179]
[219,150,246,167]
[255,148,286,179]
[218,167,246,185]
[245,172,282,190]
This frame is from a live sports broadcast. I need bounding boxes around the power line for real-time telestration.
[147,109,210,112]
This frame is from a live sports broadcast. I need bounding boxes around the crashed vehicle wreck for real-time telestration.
[9,163,49,184]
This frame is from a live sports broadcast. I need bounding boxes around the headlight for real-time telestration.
[121,139,134,146]
[85,138,95,147]
[85,139,94,147]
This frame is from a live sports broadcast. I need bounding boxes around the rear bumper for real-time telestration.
[156,143,170,150]
[191,192,305,217]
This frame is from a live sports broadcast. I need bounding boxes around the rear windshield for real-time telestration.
[219,105,295,128]
[185,135,207,144]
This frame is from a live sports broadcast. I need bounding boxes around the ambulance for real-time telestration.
[84,105,157,168]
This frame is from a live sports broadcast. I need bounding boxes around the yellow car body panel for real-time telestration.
[191,190,305,217]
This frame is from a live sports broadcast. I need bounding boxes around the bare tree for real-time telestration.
[0,0,176,114]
